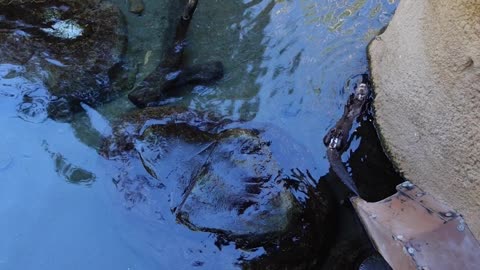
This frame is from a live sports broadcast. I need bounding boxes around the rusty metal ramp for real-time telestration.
[351,181,480,270]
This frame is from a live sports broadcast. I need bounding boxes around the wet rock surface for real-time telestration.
[128,60,224,108]
[0,0,128,119]
[175,128,299,238]
[102,106,334,244]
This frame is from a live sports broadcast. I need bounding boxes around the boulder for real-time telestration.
[176,128,299,238]
[102,107,332,242]
[369,0,480,238]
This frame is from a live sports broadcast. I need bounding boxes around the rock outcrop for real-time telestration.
[369,0,480,238]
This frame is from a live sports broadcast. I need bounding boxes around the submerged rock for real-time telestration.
[369,0,480,238]
[102,106,224,157]
[102,107,332,242]
[0,0,128,119]
[176,128,299,238]
[128,0,145,15]
[127,0,225,108]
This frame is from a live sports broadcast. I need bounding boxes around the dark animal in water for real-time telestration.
[128,0,224,108]
[323,81,369,195]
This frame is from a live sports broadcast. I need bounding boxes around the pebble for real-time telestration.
[129,0,145,15]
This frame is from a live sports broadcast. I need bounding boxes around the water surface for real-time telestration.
[0,0,400,269]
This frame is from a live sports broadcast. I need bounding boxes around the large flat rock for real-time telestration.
[369,0,480,238]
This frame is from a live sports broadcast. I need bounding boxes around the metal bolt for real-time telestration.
[457,224,465,232]
[407,247,415,254]
[401,181,414,189]
[445,212,453,217]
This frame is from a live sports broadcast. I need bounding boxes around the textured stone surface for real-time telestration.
[369,0,480,238]
[101,107,333,242]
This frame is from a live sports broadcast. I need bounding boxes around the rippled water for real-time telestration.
[0,0,400,269]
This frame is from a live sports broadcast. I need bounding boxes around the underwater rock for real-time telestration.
[127,0,224,108]
[322,238,391,270]
[176,128,299,238]
[102,106,225,157]
[128,61,224,108]
[102,107,332,242]
[240,176,337,269]
[0,0,128,119]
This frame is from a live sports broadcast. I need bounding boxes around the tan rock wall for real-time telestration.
[369,0,480,238]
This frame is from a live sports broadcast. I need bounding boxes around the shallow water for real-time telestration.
[0,0,400,269]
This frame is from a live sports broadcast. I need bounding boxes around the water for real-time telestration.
[0,0,401,269]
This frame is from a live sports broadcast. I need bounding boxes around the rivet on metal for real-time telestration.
[408,247,415,254]
[445,212,453,217]
[457,224,465,232]
[401,181,412,188]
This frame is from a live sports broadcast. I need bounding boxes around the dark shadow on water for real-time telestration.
[237,108,403,269]
[350,115,404,202]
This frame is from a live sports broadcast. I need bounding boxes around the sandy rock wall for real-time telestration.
[369,0,480,238]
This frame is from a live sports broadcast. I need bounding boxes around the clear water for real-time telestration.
[0,0,398,269]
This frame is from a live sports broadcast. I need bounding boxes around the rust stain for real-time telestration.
[352,182,480,270]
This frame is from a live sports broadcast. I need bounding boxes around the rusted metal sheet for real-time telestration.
[352,181,480,270]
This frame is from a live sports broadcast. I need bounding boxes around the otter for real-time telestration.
[323,79,370,195]
[128,0,224,108]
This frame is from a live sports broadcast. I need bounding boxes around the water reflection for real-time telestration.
[174,0,277,121]
[43,141,96,186]
[0,0,400,269]
[254,0,396,180]
[16,94,49,123]
[0,154,13,172]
